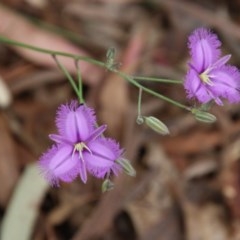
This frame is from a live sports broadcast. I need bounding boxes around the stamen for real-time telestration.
[72,142,92,161]
[199,72,214,86]
[73,142,88,183]
[72,146,77,159]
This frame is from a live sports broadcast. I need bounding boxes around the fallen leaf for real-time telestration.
[0,4,103,85]
[0,114,19,207]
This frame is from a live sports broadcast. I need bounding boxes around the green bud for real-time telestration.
[106,47,116,60]
[116,158,136,177]
[102,179,114,193]
[106,47,116,70]
[144,116,169,135]
[136,116,144,125]
[192,109,216,123]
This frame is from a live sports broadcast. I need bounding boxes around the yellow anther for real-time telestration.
[199,73,213,86]
[73,142,92,158]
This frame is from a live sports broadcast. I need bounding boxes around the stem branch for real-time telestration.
[75,59,84,104]
[52,55,79,97]
[134,76,182,84]
[0,36,189,111]
[115,70,189,111]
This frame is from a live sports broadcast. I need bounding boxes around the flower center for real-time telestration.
[199,72,213,86]
[73,142,92,161]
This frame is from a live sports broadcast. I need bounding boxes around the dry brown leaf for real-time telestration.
[0,4,103,85]
[126,143,181,240]
[0,114,19,206]
[0,75,12,108]
[47,193,96,226]
[162,129,222,155]
[1,163,48,240]
[97,0,140,3]
[183,202,228,240]
[221,139,240,219]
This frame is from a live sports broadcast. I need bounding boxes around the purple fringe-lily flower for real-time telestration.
[39,101,122,186]
[184,28,240,105]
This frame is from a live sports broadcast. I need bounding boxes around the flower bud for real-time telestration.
[144,116,169,135]
[192,109,216,123]
[106,47,116,69]
[102,179,114,192]
[106,47,116,60]
[116,158,136,177]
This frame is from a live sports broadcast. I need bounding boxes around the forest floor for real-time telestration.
[1,1,240,240]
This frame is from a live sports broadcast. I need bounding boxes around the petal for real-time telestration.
[85,124,107,143]
[39,144,79,186]
[79,159,87,184]
[188,28,221,72]
[84,138,122,178]
[56,101,96,142]
[184,69,212,103]
[49,134,72,145]
[212,55,231,69]
[209,65,240,103]
[49,134,63,143]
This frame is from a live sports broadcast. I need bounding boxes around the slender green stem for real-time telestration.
[0,36,105,67]
[52,55,79,98]
[115,70,190,111]
[0,36,189,111]
[133,76,182,84]
[138,87,142,117]
[75,59,84,104]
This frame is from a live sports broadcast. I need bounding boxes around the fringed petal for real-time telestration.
[84,138,122,178]
[55,101,96,142]
[39,144,79,186]
[188,28,221,72]
[209,65,240,103]
[184,69,212,103]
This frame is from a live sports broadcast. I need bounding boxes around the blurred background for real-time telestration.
[0,0,240,239]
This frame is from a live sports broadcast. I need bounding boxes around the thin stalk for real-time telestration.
[52,55,79,98]
[0,36,105,67]
[134,76,182,84]
[115,70,190,111]
[138,87,142,117]
[75,59,84,104]
[0,36,189,111]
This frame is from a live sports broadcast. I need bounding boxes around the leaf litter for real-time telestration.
[1,1,240,240]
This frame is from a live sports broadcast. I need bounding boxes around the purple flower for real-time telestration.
[39,101,122,186]
[184,28,240,105]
